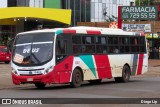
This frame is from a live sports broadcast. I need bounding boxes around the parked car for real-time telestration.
[0,46,11,64]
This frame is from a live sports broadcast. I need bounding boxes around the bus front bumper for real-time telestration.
[12,71,55,85]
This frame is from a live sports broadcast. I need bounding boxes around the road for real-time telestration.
[0,77,160,98]
[0,60,160,107]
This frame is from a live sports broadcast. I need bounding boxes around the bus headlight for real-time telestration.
[45,66,54,74]
[12,68,18,75]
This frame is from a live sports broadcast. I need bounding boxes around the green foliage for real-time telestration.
[135,0,154,6]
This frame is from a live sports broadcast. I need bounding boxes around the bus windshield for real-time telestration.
[12,33,54,66]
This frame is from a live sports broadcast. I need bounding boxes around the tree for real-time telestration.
[103,8,117,22]
[135,0,154,6]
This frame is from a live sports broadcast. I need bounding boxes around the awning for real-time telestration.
[0,19,17,25]
[0,7,71,25]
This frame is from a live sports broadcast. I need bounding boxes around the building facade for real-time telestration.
[91,0,135,22]
[0,0,70,46]
[0,0,135,46]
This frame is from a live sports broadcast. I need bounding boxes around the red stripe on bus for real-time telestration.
[63,29,76,34]
[54,56,74,83]
[94,55,112,79]
[86,30,101,34]
[137,54,144,75]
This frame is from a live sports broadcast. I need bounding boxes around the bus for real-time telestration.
[11,26,148,89]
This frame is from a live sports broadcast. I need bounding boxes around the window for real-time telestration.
[56,34,70,63]
[108,36,119,54]
[130,37,139,53]
[82,36,94,44]
[73,45,82,54]
[82,36,95,54]
[0,47,8,52]
[72,36,81,44]
[95,36,107,54]
[139,37,146,53]
[108,37,118,44]
[121,37,129,45]
[130,37,139,45]
[72,35,96,54]
[95,36,106,44]
[56,40,67,55]
[96,45,107,53]
[130,36,146,53]
[71,34,146,55]
[72,36,82,54]
[83,45,95,54]
[8,0,17,7]
[139,37,145,44]
[119,37,129,53]
[120,46,130,53]
[109,46,119,53]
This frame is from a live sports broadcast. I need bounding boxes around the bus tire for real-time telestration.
[70,68,83,88]
[34,83,46,89]
[88,79,102,84]
[114,65,130,83]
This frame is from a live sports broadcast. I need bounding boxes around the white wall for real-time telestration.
[91,0,135,22]
[0,0,7,8]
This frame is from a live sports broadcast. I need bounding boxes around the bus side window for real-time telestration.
[130,37,139,53]
[56,40,67,55]
[56,39,67,63]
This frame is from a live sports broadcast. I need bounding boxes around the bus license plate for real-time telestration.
[27,78,33,82]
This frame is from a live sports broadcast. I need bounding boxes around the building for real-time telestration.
[0,0,135,46]
[90,0,135,22]
[0,0,71,46]
[63,0,135,25]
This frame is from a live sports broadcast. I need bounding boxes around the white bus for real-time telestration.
[11,26,148,89]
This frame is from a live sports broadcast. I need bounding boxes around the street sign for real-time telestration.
[122,24,151,32]
[121,6,158,20]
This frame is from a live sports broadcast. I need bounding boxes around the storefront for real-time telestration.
[146,33,160,59]
[0,7,71,46]
[0,19,16,46]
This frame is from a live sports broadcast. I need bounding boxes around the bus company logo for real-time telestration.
[1,99,42,105]
[2,99,11,104]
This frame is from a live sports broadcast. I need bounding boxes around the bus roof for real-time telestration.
[17,26,141,36]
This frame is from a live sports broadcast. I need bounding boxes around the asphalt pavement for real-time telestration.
[0,60,160,107]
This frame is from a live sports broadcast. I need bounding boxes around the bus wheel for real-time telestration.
[34,83,46,89]
[70,69,83,88]
[115,65,130,83]
[88,79,102,84]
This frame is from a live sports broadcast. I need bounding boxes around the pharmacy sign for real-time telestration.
[121,6,158,20]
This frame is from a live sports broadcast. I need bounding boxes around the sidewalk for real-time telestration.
[136,59,160,77]
[148,59,160,67]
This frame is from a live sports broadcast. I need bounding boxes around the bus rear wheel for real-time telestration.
[70,69,83,88]
[115,65,130,83]
[34,83,46,89]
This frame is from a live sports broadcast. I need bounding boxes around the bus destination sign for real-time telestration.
[121,6,158,20]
